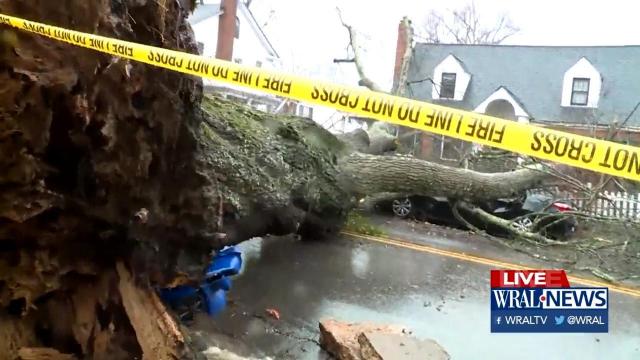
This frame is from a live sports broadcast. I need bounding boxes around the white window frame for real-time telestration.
[296,104,313,119]
[570,78,590,106]
[439,72,457,99]
[431,54,471,101]
[439,135,466,162]
[561,57,601,108]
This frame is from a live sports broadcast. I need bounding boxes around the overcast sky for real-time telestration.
[248,0,640,92]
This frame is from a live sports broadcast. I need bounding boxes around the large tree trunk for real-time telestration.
[0,1,551,358]
[339,153,549,200]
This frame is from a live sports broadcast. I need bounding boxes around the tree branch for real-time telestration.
[452,200,485,234]
[456,202,564,244]
[336,7,383,92]
[421,1,519,45]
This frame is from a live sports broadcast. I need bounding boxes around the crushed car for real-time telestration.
[374,192,577,240]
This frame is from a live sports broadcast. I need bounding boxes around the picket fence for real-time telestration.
[527,184,640,220]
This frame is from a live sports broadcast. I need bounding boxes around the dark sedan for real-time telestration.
[375,192,577,240]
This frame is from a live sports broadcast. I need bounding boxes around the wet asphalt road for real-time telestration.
[193,228,640,360]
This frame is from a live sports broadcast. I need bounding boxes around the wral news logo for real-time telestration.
[490,270,608,333]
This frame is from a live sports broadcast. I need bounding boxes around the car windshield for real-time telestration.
[522,193,554,212]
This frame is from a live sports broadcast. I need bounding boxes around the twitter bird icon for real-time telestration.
[555,315,565,325]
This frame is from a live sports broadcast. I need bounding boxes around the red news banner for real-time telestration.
[491,269,570,288]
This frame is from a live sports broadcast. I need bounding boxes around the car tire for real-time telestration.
[392,198,412,218]
[511,217,534,232]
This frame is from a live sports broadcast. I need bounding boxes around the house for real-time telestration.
[393,21,640,164]
[190,0,280,71]
[188,0,314,119]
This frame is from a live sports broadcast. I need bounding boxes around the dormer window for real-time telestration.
[570,78,590,106]
[432,54,471,101]
[440,73,456,99]
[561,57,601,108]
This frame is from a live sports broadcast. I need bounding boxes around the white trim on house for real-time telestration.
[189,1,280,63]
[236,3,279,59]
[431,54,471,101]
[190,4,223,25]
[474,86,530,123]
[561,57,602,108]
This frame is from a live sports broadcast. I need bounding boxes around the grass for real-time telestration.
[344,211,386,236]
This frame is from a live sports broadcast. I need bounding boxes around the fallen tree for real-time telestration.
[0,1,551,359]
[339,153,547,200]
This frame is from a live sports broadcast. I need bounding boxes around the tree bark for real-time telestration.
[337,123,397,155]
[17,348,77,360]
[339,153,550,201]
[116,262,187,360]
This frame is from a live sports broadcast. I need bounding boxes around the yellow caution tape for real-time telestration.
[1,13,639,181]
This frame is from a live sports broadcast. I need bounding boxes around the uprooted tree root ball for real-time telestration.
[0,0,210,357]
[0,1,352,356]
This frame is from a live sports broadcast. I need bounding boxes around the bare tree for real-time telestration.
[410,2,520,165]
[421,1,519,44]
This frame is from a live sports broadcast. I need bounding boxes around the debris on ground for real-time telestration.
[265,308,281,320]
[202,346,273,360]
[319,319,404,359]
[359,332,450,360]
[318,319,449,359]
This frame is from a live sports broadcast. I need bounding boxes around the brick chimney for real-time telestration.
[392,17,413,94]
[216,0,238,61]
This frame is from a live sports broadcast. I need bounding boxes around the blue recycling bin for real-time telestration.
[159,246,242,317]
[200,284,227,315]
[204,247,242,280]
[158,285,199,308]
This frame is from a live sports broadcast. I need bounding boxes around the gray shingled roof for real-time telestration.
[406,44,640,126]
